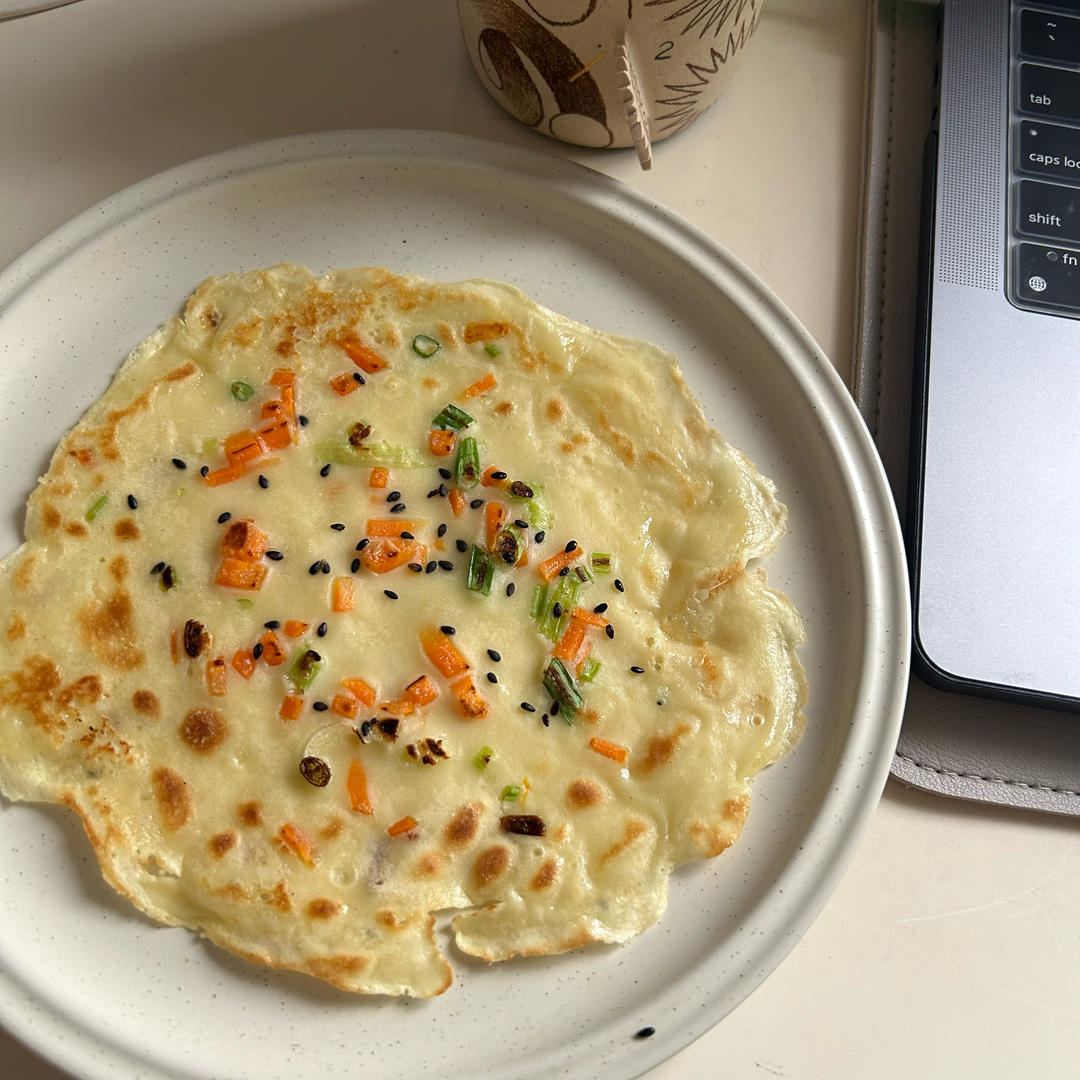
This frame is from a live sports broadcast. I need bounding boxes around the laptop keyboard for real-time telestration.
[1012,1,1080,313]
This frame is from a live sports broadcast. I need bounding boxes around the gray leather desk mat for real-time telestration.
[855,0,1080,816]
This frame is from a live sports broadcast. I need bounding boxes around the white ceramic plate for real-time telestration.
[0,130,909,1080]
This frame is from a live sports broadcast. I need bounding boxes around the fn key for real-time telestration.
[1016,242,1080,313]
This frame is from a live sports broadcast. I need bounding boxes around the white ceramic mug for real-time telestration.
[457,0,765,168]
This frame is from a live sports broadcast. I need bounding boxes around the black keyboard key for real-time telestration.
[1032,1,1080,13]
[1016,179,1080,242]
[1017,120,1080,181]
[1018,63,1080,122]
[1020,9,1080,63]
[1016,242,1080,312]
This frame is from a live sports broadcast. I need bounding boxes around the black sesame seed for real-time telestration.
[520,702,536,713]
[171,458,186,470]
[351,557,361,573]
[437,523,448,537]
[390,502,406,513]
[150,561,165,575]
[298,414,309,426]
[258,474,269,489]
[264,620,280,629]
[551,700,561,716]
[558,566,569,576]
[425,561,437,573]
[513,518,529,529]
[491,470,508,480]
[386,490,402,502]
[593,602,608,614]
[266,550,283,561]
[455,539,468,553]
[487,649,501,662]
[200,465,210,477]
[605,624,615,639]
[438,560,454,571]
[630,665,645,674]
[356,538,370,551]
[534,530,546,543]
[486,672,498,684]
[319,463,332,477]
[400,531,415,540]
[438,467,452,480]
[127,494,138,510]
[552,602,563,618]
[384,589,399,599]
[470,498,484,509]
[505,582,515,597]
[353,371,365,384]
[317,622,328,638]
[565,540,578,553]
[614,578,625,592]
[320,560,331,574]
[408,562,423,573]
[330,522,345,531]
[634,1027,656,1040]
[217,512,231,524]
[542,714,550,726]
[308,561,322,575]
[313,701,329,712]
[427,488,440,498]
[253,642,264,660]
[440,625,456,635]
[438,483,448,497]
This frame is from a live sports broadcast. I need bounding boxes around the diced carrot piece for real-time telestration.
[207,656,228,696]
[283,620,309,638]
[224,429,266,467]
[589,737,629,764]
[220,519,268,561]
[343,338,388,373]
[231,649,256,679]
[260,399,286,421]
[279,694,304,720]
[257,415,293,450]
[360,537,426,574]
[404,674,439,706]
[387,815,416,837]
[269,369,296,388]
[450,674,488,719]
[448,488,466,516]
[429,429,455,456]
[573,637,592,674]
[481,466,506,488]
[329,372,358,396]
[259,630,286,666]
[278,822,317,866]
[204,462,244,487]
[419,627,471,679]
[379,698,415,717]
[460,372,497,399]
[331,576,355,612]
[280,383,296,424]
[463,320,509,343]
[553,618,587,663]
[484,502,507,552]
[537,547,583,582]
[342,677,377,706]
[169,629,180,664]
[347,760,374,814]
[369,466,388,489]
[366,518,424,538]
[570,606,610,629]
[331,693,359,719]
[215,558,268,590]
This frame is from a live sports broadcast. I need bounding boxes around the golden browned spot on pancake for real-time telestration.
[76,589,144,671]
[698,647,722,686]
[566,778,606,808]
[109,555,128,582]
[94,362,197,461]
[463,320,509,343]
[472,845,511,888]
[0,655,62,734]
[635,724,693,775]
[307,898,343,919]
[113,518,140,542]
[531,857,559,890]
[413,851,444,878]
[57,674,102,708]
[225,317,262,347]
[151,767,192,831]
[572,431,588,445]
[14,556,36,591]
[687,821,736,858]
[376,909,412,930]
[262,881,292,912]
[725,795,750,825]
[53,481,73,496]
[597,413,637,465]
[132,689,159,717]
[275,324,298,357]
[546,398,565,421]
[203,308,221,328]
[212,882,249,902]
[42,504,61,529]
[601,818,649,862]
[701,565,744,594]
[421,376,439,390]
[306,954,369,981]
[179,708,228,752]
[560,441,575,454]
[319,816,345,840]
[208,831,237,859]
[443,803,481,848]
[64,521,89,538]
[68,447,93,466]
[436,321,457,346]
[238,800,262,827]
[493,401,514,416]
[5,613,26,642]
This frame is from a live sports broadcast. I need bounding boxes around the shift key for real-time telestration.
[1016,179,1080,243]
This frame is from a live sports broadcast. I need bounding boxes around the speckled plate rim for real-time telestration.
[0,129,910,1080]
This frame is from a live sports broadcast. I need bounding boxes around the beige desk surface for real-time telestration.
[1,2,1077,1077]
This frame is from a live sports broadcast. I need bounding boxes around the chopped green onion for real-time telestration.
[506,479,539,502]
[287,648,323,692]
[412,334,441,358]
[432,403,474,431]
[230,380,255,402]
[500,784,521,802]
[527,497,552,531]
[572,562,593,583]
[590,552,613,573]
[539,576,580,640]
[579,658,602,682]
[454,436,480,488]
[466,544,495,596]
[473,746,494,770]
[493,525,526,567]
[484,343,500,357]
[84,493,108,523]
[542,658,582,722]
[314,441,422,467]
[529,584,548,620]
[236,598,254,610]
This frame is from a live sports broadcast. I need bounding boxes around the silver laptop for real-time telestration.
[910,0,1080,709]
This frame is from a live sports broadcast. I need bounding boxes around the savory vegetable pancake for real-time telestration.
[0,265,806,996]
